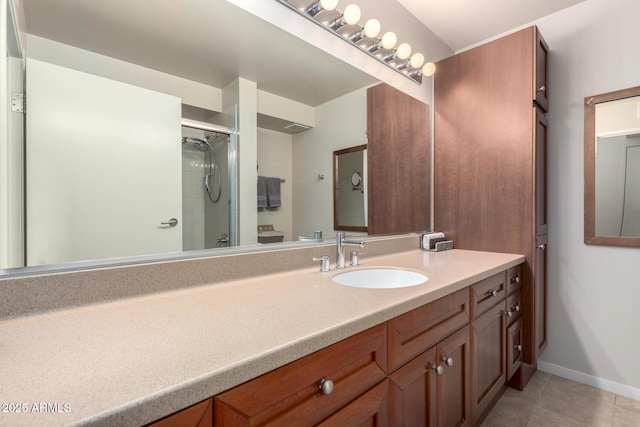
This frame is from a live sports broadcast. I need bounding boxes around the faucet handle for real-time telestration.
[312,256,331,272]
[350,251,365,266]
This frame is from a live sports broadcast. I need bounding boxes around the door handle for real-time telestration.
[161,218,178,227]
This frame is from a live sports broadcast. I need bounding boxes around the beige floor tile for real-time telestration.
[616,395,640,413]
[613,403,640,427]
[483,372,640,427]
[537,380,614,426]
[526,406,591,427]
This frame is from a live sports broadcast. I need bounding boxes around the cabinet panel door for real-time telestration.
[389,347,438,427]
[534,234,548,359]
[535,108,549,236]
[470,303,506,420]
[317,380,389,427]
[214,324,387,426]
[437,326,471,427]
[506,318,524,380]
[534,29,549,112]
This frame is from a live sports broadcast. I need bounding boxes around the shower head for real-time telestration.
[182,136,210,151]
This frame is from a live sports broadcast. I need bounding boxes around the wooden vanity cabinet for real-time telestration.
[201,266,520,427]
[434,25,549,387]
[146,398,212,427]
[469,273,508,421]
[388,289,471,427]
[213,324,387,426]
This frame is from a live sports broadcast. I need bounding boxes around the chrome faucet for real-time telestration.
[336,232,365,269]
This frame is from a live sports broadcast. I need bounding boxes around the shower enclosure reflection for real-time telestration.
[181,127,232,250]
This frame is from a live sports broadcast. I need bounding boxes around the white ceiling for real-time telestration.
[397,0,586,52]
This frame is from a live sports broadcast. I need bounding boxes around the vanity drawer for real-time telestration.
[213,324,387,426]
[506,291,522,325]
[506,264,522,296]
[387,288,469,373]
[470,272,506,319]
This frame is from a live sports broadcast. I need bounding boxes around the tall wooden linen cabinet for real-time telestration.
[434,26,549,389]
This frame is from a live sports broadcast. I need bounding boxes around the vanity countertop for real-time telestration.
[0,249,524,426]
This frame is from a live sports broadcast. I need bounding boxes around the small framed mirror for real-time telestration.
[585,85,640,247]
[333,145,367,232]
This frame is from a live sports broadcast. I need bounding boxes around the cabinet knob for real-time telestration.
[537,85,546,92]
[487,289,498,297]
[442,357,454,367]
[431,365,444,376]
[510,275,520,284]
[537,244,546,250]
[514,344,523,352]
[503,310,513,318]
[318,379,334,396]
[512,304,521,313]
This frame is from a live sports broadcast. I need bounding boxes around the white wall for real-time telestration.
[292,88,368,239]
[257,129,293,241]
[529,0,640,398]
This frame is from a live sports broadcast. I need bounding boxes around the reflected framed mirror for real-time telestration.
[333,145,367,232]
[584,85,640,247]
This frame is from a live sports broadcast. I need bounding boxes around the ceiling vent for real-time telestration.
[284,123,312,133]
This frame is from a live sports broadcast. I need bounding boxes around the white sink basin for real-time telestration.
[332,268,428,289]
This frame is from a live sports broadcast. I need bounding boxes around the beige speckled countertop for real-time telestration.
[0,249,523,426]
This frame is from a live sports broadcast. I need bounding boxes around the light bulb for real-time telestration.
[319,0,339,11]
[410,53,425,69]
[422,62,436,77]
[396,43,412,60]
[381,32,397,50]
[363,19,381,38]
[343,4,361,25]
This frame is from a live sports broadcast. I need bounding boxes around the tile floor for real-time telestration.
[481,371,640,426]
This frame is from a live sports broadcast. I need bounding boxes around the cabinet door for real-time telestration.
[146,399,212,427]
[533,29,549,112]
[389,346,438,426]
[534,234,548,359]
[214,324,387,426]
[437,326,471,427]
[535,108,548,236]
[317,380,389,427]
[470,303,506,420]
[506,318,524,380]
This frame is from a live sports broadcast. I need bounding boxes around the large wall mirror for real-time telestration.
[585,85,640,247]
[1,0,431,274]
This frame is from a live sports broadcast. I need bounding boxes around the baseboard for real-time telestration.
[538,361,640,401]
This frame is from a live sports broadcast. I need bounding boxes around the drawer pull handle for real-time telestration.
[442,357,454,367]
[487,289,498,297]
[503,310,513,318]
[318,379,334,396]
[510,275,520,284]
[514,344,522,352]
[512,304,521,313]
[431,365,444,376]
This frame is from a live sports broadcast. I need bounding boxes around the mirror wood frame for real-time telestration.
[333,144,368,232]
[584,85,640,247]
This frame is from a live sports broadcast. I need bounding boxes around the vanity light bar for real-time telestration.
[275,0,436,84]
